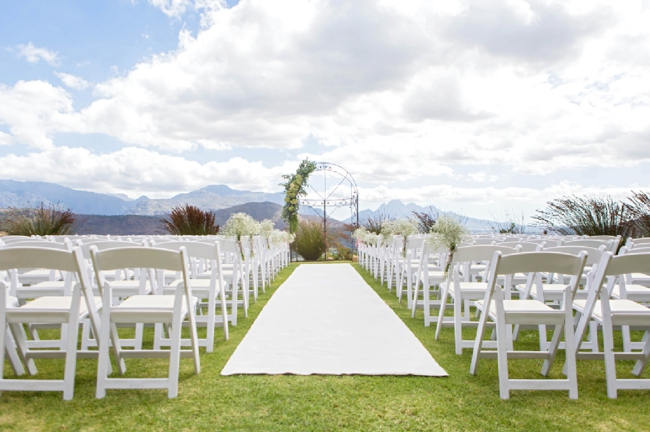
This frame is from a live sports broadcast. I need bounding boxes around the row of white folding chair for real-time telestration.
[469,249,650,399]
[469,250,587,399]
[435,245,520,354]
[570,251,650,398]
[409,243,446,326]
[0,245,201,399]
[0,247,103,400]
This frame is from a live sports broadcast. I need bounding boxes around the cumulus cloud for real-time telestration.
[0,146,293,197]
[2,0,650,215]
[55,72,90,90]
[0,80,80,149]
[16,42,59,65]
[444,0,609,63]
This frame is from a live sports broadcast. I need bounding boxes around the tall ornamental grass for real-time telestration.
[294,220,326,261]
[162,204,219,235]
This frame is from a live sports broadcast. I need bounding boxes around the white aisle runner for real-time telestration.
[221,263,447,376]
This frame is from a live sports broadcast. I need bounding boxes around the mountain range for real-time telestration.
[0,179,534,233]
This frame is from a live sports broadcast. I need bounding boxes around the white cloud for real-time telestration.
[2,0,650,216]
[0,131,13,146]
[0,80,81,149]
[16,42,59,65]
[0,146,294,198]
[55,72,90,90]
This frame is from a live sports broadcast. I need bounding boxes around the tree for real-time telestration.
[162,204,219,235]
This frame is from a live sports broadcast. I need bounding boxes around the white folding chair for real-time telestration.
[571,251,650,398]
[0,247,100,400]
[91,246,200,399]
[435,245,519,354]
[470,251,587,399]
[156,240,229,352]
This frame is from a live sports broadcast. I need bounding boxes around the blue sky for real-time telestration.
[1,0,649,221]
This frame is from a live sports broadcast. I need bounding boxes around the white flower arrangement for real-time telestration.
[380,219,418,240]
[269,229,295,245]
[259,219,274,238]
[427,215,468,274]
[222,212,261,239]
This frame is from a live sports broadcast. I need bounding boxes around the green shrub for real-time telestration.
[5,203,75,236]
[162,204,219,235]
[294,220,326,261]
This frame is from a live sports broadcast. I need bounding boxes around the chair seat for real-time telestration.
[15,280,67,299]
[107,280,152,296]
[452,282,488,297]
[19,268,59,284]
[573,299,650,325]
[168,278,216,297]
[630,273,650,286]
[478,299,563,324]
[612,284,650,301]
[529,283,569,300]
[111,295,197,323]
[7,296,101,323]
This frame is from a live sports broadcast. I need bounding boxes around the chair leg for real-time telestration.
[96,316,111,399]
[563,316,578,399]
[601,315,618,399]
[220,286,229,340]
[435,281,450,340]
[62,314,80,400]
[470,305,490,375]
[541,325,562,376]
[10,323,37,375]
[632,330,650,376]
[168,318,182,398]
[495,314,510,399]
[4,330,25,376]
[454,294,463,355]
[205,293,215,353]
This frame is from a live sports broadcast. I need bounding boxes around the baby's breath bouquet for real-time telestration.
[427,216,468,274]
[352,227,369,243]
[380,219,418,241]
[222,212,261,240]
[259,219,274,238]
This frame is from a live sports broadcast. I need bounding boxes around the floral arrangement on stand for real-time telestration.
[281,159,317,234]
[222,212,261,240]
[380,219,418,241]
[427,215,468,274]
[353,227,380,246]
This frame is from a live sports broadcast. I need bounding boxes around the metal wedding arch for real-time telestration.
[299,162,359,249]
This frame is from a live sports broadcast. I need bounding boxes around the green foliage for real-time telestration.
[294,220,326,261]
[533,195,631,236]
[5,203,75,236]
[161,204,219,235]
[281,159,317,233]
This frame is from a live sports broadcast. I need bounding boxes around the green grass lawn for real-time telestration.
[1,262,649,431]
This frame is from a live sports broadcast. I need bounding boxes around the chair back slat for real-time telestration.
[91,247,185,272]
[495,251,587,276]
[0,247,79,272]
